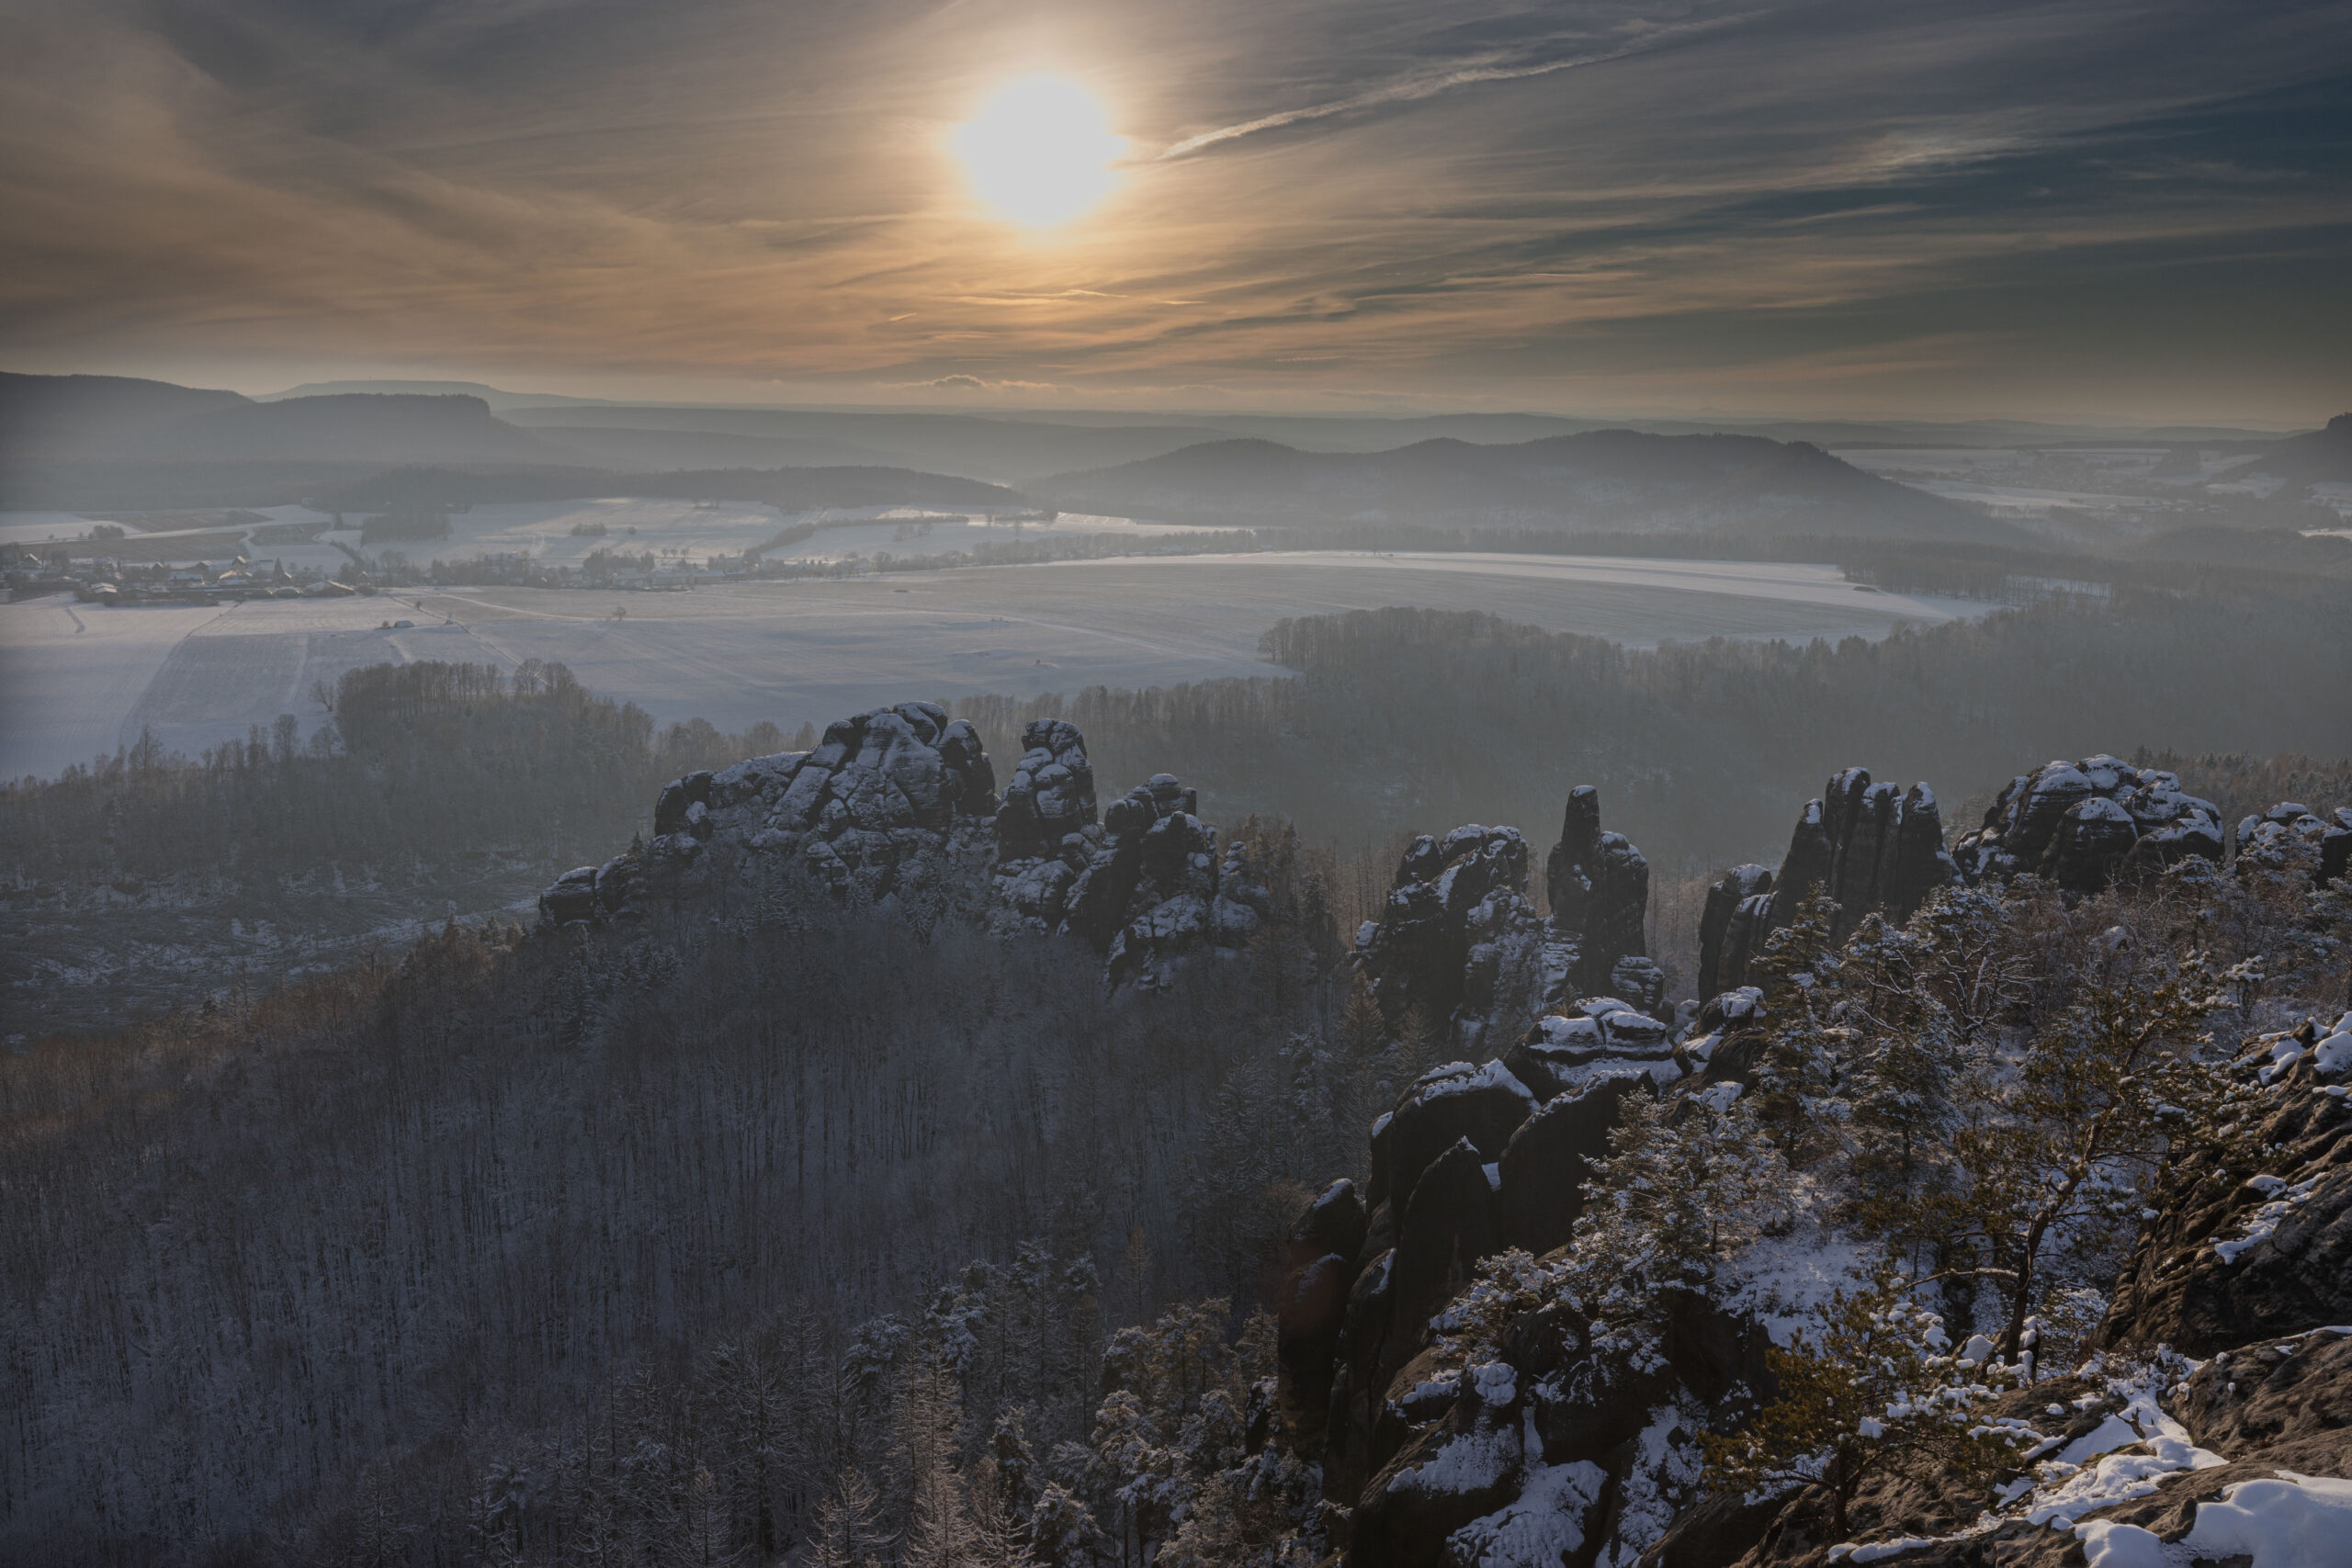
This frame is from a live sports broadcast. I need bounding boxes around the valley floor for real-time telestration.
[0,550,1983,781]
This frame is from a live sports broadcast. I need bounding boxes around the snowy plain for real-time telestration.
[0,550,1986,782]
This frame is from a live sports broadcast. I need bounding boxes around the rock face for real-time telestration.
[1278,1179,1370,1456]
[1352,826,1551,1056]
[1772,768,1956,939]
[1706,769,1956,993]
[537,705,1261,982]
[1546,785,1657,1004]
[1353,789,1658,1055]
[1281,997,1708,1554]
[993,718,1094,859]
[1695,865,1773,1002]
[2237,801,2352,886]
[1951,755,2224,892]
[2102,1011,2352,1357]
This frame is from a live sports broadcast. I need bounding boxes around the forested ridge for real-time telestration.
[0,881,1375,1562]
[8,569,2347,1030]
[961,574,2352,874]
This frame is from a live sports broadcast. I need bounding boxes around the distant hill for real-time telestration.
[2223,412,2352,482]
[526,424,885,470]
[1032,429,2032,545]
[259,379,614,412]
[119,393,557,464]
[316,463,1025,513]
[502,405,1238,484]
[0,372,252,462]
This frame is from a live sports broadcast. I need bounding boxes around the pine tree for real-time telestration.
[1702,1265,2028,1539]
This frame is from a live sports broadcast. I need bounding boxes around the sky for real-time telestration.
[1,0,2347,423]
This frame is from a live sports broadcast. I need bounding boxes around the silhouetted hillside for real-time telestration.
[1033,429,2031,545]
[503,403,1238,482]
[317,461,1025,512]
[121,391,555,463]
[527,423,884,470]
[0,371,251,462]
[2224,411,2352,482]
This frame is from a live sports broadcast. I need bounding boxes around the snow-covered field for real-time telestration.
[0,551,1984,781]
[0,501,1195,577]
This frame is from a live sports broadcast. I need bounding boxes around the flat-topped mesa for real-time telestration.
[1543,784,1660,1010]
[1952,754,2222,892]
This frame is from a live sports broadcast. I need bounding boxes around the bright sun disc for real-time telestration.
[954,74,1123,228]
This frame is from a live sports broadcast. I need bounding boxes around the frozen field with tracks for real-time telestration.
[0,551,1984,780]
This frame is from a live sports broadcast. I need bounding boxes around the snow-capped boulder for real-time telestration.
[1953,756,2224,892]
[537,864,600,926]
[1370,1060,1540,1217]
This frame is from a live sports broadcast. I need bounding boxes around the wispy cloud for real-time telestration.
[1158,17,1750,160]
[0,0,2345,421]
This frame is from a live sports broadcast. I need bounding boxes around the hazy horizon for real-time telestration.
[5,0,2348,427]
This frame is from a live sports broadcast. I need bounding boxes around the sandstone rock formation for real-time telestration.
[2236,800,2352,887]
[1278,992,1712,1555]
[1546,785,1657,1004]
[537,705,1261,983]
[1951,755,2224,893]
[1351,826,1551,1056]
[1352,789,1658,1055]
[1702,768,1955,993]
[1695,864,1772,1002]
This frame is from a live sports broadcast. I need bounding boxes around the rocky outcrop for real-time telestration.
[2102,1011,2352,1357]
[1764,768,1955,939]
[1705,769,1955,993]
[537,705,1262,983]
[2237,801,2352,886]
[1277,981,1706,1555]
[1352,826,1553,1056]
[1353,790,1658,1055]
[1695,865,1773,1003]
[541,701,1004,926]
[993,718,1094,859]
[1547,786,1658,1006]
[1697,1010,2352,1568]
[1952,756,2224,893]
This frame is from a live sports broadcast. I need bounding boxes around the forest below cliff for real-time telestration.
[6,568,2347,1031]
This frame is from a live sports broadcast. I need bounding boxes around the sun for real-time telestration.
[954,74,1124,228]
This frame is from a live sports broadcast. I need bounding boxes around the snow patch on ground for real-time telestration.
[1449,1460,1607,1568]
[2215,1177,2323,1264]
[1722,1200,1870,1347]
